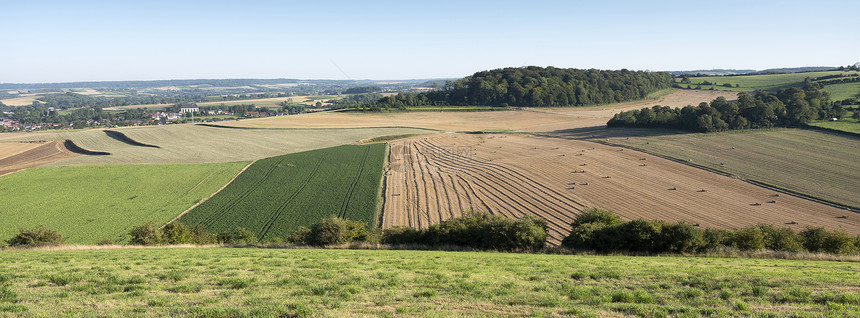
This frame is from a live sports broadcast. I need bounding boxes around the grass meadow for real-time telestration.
[822,82,860,101]
[676,70,860,93]
[0,247,856,317]
[809,120,860,135]
[606,128,860,208]
[179,144,386,241]
[0,162,247,244]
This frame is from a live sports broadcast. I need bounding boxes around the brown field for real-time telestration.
[0,95,40,106]
[0,142,43,160]
[103,95,333,111]
[223,90,735,132]
[0,141,78,176]
[382,133,858,245]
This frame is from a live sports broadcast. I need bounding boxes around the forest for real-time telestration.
[607,87,840,132]
[357,66,674,110]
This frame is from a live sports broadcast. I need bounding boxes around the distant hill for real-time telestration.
[669,69,757,76]
[670,66,836,76]
[753,66,836,74]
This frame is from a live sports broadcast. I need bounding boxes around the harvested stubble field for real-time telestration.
[604,128,860,208]
[0,162,247,244]
[0,141,77,176]
[382,133,859,245]
[2,124,430,166]
[0,248,857,317]
[179,144,385,240]
[220,90,736,132]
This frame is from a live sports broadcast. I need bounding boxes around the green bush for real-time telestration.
[286,226,312,245]
[381,213,547,250]
[703,228,733,250]
[618,219,663,252]
[381,226,423,245]
[129,222,164,245]
[572,208,622,227]
[659,222,705,253]
[5,227,65,247]
[561,222,608,250]
[800,227,857,254]
[162,222,194,244]
[757,224,803,252]
[731,226,765,251]
[233,227,258,245]
[308,217,369,246]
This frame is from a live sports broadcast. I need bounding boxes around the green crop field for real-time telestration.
[606,128,860,208]
[0,162,247,244]
[0,248,857,317]
[676,70,860,93]
[4,124,430,166]
[179,144,386,241]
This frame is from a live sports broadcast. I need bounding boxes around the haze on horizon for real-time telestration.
[1,0,858,83]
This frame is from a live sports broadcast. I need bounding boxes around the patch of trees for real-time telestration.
[380,213,548,251]
[344,86,382,94]
[329,93,383,110]
[561,208,859,255]
[608,87,836,132]
[279,102,306,115]
[362,66,674,110]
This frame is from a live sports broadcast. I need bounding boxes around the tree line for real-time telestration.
[359,66,674,110]
[607,87,839,132]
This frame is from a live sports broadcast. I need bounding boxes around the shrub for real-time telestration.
[308,217,369,246]
[731,226,765,251]
[286,226,312,245]
[757,224,804,252]
[233,227,258,245]
[190,225,217,244]
[572,208,622,227]
[659,222,705,253]
[800,227,857,254]
[162,222,194,244]
[5,227,65,247]
[216,232,235,244]
[703,228,733,250]
[128,222,164,245]
[561,222,608,250]
[381,226,423,245]
[618,219,663,252]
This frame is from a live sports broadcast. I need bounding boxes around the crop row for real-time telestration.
[178,144,386,241]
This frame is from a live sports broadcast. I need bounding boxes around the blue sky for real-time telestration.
[1,0,858,82]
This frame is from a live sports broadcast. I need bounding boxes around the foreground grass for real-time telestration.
[607,128,860,208]
[0,248,857,317]
[0,162,247,244]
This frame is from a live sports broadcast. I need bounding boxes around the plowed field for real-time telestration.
[0,141,77,176]
[382,134,858,245]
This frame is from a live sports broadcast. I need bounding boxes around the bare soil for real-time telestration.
[0,141,78,176]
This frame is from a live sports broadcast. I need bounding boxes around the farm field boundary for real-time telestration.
[162,160,257,228]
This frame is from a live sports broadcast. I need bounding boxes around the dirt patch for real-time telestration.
[381,133,858,245]
[0,142,43,160]
[0,141,78,176]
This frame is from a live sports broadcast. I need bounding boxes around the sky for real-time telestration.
[1,0,858,83]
